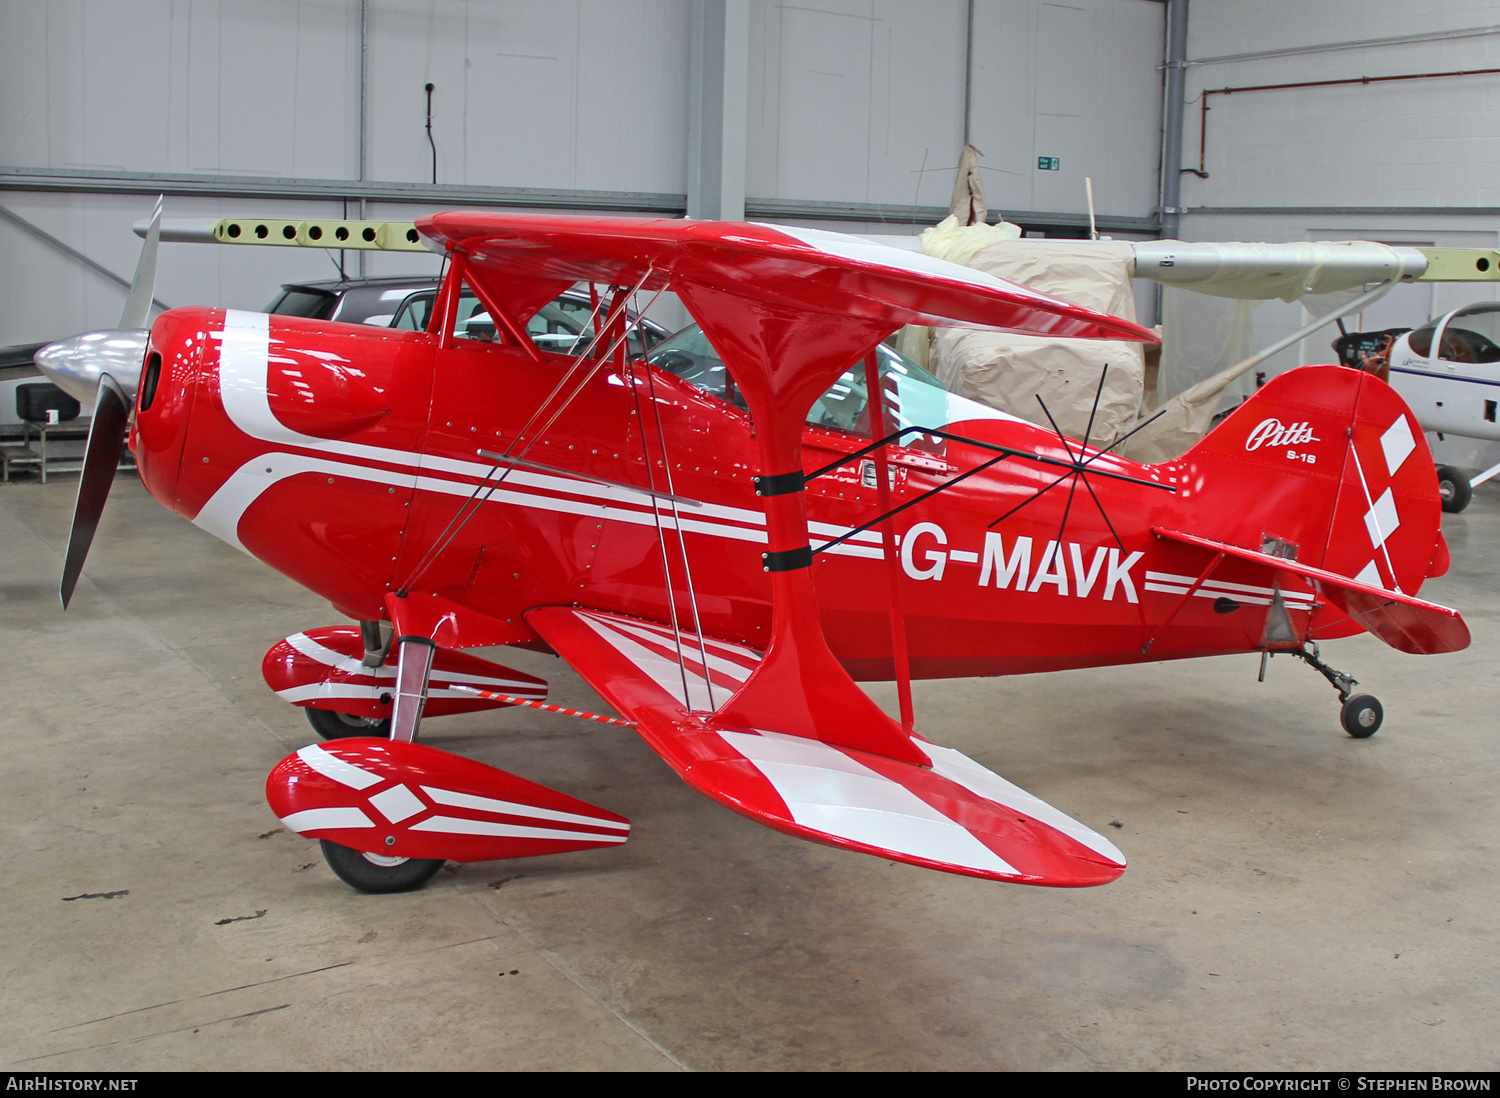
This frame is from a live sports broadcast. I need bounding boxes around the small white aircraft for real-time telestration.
[1382,303,1500,511]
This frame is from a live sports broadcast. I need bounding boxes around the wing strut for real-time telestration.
[864,352,914,735]
[677,282,929,766]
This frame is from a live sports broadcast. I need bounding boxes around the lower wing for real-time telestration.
[526,606,1125,887]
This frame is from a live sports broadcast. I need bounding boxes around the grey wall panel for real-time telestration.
[967,0,1038,211]
[868,1,969,207]
[367,0,690,193]
[744,0,1162,217]
[1179,0,1500,393]
[199,1,360,178]
[747,0,968,208]
[1182,0,1500,211]
[1028,1,1163,218]
[0,0,361,178]
[1,0,1170,349]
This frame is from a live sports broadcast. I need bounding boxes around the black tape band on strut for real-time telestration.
[753,470,806,497]
[761,546,813,572]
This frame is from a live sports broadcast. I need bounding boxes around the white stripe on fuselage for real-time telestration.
[195,310,893,560]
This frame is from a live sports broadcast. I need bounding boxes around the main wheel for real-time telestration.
[1341,694,1383,738]
[1436,465,1473,513]
[305,707,391,740]
[319,840,444,893]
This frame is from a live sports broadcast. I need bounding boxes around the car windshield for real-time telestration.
[646,323,1019,434]
[264,288,338,319]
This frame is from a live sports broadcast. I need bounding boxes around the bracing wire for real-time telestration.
[398,270,661,593]
[627,358,695,710]
[640,363,716,712]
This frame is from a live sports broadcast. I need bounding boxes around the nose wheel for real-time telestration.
[1262,644,1383,738]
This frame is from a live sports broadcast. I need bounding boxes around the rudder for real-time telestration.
[1170,365,1446,599]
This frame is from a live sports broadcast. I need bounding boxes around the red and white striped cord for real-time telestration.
[452,684,637,728]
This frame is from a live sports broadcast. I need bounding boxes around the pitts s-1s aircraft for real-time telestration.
[37,209,1468,894]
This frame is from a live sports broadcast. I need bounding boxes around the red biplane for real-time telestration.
[38,210,1468,894]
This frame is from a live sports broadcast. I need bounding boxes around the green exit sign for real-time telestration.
[1038,156,1061,171]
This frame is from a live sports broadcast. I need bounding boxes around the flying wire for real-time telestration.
[639,362,717,712]
[627,357,695,709]
[397,269,660,592]
[400,279,658,590]
[986,371,1168,543]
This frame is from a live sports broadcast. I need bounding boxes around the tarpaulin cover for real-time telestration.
[924,237,1143,447]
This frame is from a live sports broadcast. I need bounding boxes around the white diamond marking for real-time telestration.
[1364,487,1400,548]
[369,783,426,824]
[1380,416,1416,477]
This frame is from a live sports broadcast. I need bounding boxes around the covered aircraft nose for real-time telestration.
[35,329,149,407]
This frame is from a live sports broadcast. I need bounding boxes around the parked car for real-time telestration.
[265,277,670,357]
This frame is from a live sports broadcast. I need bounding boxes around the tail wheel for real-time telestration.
[1341,694,1383,738]
[305,707,392,740]
[319,840,444,893]
[1436,465,1473,513]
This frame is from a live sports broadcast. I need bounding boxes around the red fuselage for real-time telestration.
[132,305,1441,680]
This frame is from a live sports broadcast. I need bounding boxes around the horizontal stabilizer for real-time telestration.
[527,607,1125,886]
[1153,527,1469,655]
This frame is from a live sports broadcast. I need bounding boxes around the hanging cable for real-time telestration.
[424,83,437,184]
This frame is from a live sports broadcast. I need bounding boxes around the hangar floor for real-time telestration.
[1,473,1496,1072]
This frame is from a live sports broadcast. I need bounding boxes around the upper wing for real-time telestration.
[418,213,1158,344]
[1153,526,1469,655]
[526,606,1125,888]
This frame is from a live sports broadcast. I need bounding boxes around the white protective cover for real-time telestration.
[925,237,1143,447]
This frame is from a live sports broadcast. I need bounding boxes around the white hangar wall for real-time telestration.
[0,0,1166,357]
[1177,0,1500,385]
[744,0,1162,217]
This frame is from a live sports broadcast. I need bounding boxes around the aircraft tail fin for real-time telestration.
[1166,364,1459,648]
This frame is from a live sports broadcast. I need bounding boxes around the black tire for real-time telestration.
[1437,465,1473,513]
[1341,694,1383,738]
[319,840,444,893]
[305,707,391,740]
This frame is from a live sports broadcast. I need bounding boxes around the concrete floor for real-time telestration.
[1,473,1497,1072]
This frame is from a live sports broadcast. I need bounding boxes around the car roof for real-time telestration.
[277,275,439,294]
[268,277,670,338]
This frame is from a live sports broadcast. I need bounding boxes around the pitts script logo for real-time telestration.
[1245,418,1319,451]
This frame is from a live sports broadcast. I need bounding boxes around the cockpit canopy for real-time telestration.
[1407,302,1500,364]
[646,323,1019,436]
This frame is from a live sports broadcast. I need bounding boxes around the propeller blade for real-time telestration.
[118,197,162,330]
[60,373,131,609]
[0,341,47,382]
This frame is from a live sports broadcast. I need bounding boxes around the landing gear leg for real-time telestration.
[390,635,436,743]
[1262,643,1383,738]
[359,619,391,668]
